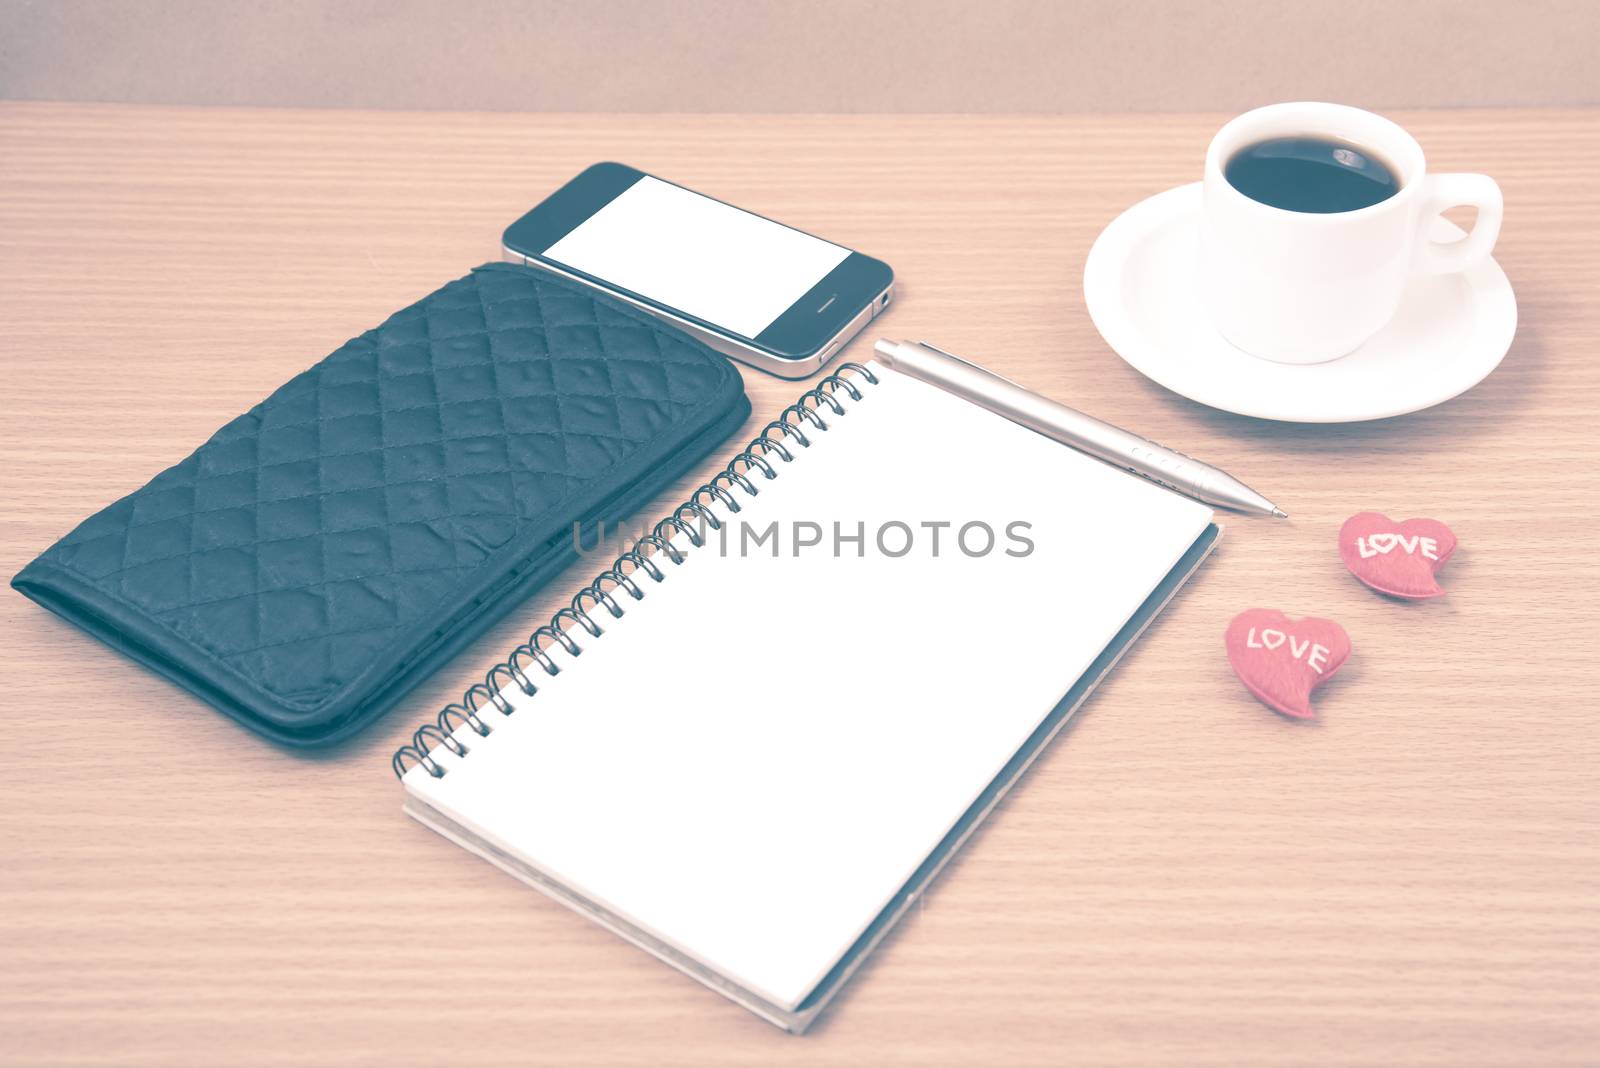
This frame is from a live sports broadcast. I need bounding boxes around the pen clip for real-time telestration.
[914,341,1031,390]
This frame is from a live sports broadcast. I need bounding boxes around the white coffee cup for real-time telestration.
[1200,101,1503,364]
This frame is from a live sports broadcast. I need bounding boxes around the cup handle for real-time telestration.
[1413,173,1503,275]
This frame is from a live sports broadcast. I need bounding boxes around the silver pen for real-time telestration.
[873,339,1286,518]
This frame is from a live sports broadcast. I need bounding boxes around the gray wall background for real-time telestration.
[3,0,1596,112]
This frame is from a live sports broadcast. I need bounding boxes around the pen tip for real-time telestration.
[1271,507,1289,519]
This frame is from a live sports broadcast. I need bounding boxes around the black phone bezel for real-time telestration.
[501,162,892,361]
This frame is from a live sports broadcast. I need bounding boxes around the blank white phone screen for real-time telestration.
[541,176,852,340]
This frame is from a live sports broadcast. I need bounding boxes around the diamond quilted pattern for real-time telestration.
[14,264,747,741]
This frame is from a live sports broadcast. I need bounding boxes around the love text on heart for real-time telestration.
[1245,627,1332,674]
[1356,532,1440,560]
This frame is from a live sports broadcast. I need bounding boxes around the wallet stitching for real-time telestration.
[43,398,716,711]
[31,267,737,716]
[50,369,688,550]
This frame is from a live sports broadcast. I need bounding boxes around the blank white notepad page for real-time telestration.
[405,363,1213,1011]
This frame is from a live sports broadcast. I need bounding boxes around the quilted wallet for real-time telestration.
[12,263,751,745]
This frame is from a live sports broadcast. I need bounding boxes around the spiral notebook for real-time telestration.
[392,360,1219,1032]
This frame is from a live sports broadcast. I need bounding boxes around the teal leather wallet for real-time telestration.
[13,263,750,745]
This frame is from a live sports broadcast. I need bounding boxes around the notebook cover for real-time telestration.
[11,263,750,745]
[403,521,1220,1031]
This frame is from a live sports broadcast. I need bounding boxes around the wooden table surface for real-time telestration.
[2,103,1597,1067]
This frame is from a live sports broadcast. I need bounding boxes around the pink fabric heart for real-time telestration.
[1339,511,1457,599]
[1225,609,1352,719]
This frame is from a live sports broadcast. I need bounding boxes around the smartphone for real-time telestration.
[502,162,894,378]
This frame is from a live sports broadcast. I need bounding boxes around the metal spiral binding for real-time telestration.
[391,361,879,781]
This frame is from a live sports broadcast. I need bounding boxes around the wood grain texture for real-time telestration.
[1,103,1596,1067]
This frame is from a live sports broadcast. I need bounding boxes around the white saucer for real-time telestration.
[1082,182,1517,423]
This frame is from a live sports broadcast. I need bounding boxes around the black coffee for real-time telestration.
[1225,136,1400,213]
